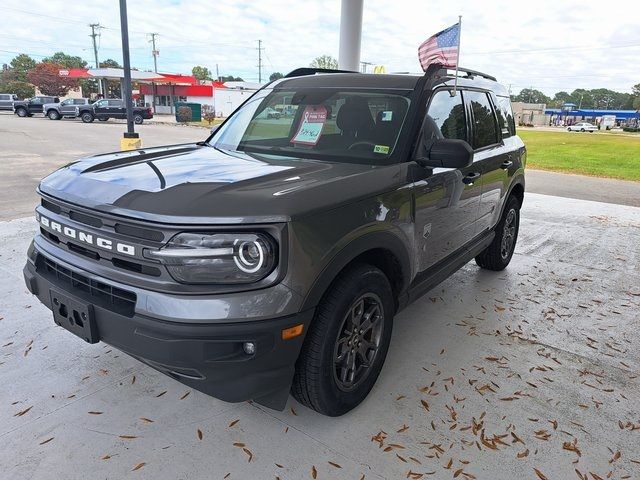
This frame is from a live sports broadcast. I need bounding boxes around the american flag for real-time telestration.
[418,23,460,71]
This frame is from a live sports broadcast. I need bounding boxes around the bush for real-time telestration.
[202,104,216,125]
[622,126,639,132]
[176,105,192,123]
[0,80,35,99]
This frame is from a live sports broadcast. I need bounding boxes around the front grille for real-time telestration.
[36,254,136,317]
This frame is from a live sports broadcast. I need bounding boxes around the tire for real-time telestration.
[47,110,60,120]
[81,112,94,123]
[291,263,394,416]
[475,195,520,271]
[134,114,143,124]
[567,127,571,131]
[16,107,27,117]
[98,117,108,122]
[580,128,585,132]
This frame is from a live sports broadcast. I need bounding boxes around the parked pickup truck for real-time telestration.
[44,98,92,120]
[13,96,60,117]
[0,93,18,111]
[76,98,153,124]
[24,66,525,416]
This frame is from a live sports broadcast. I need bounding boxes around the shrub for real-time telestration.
[176,105,192,123]
[622,126,639,132]
[202,104,216,125]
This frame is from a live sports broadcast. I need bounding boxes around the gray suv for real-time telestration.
[0,93,18,111]
[24,66,525,416]
[43,98,91,120]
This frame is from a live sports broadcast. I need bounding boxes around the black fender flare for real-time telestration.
[500,175,525,218]
[300,230,412,311]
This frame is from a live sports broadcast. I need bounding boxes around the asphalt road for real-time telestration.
[1,112,638,221]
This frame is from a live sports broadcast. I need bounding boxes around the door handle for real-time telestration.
[462,172,481,185]
[500,160,513,169]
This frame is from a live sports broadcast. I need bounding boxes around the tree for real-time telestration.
[631,83,640,110]
[219,75,244,82]
[9,54,36,82]
[42,52,87,69]
[192,65,212,81]
[27,62,79,97]
[0,80,35,99]
[512,88,550,105]
[269,72,284,81]
[310,55,338,70]
[100,59,122,68]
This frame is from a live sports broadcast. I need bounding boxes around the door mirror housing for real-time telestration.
[416,139,474,169]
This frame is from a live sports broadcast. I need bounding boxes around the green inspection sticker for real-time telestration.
[373,145,390,154]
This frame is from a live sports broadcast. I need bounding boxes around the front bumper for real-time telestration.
[23,244,313,410]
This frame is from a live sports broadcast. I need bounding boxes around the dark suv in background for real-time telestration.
[43,98,92,120]
[76,98,153,124]
[13,96,60,117]
[24,66,525,416]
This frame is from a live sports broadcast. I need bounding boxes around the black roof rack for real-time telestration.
[440,67,497,82]
[284,67,359,78]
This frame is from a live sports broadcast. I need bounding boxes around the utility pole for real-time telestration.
[359,61,373,73]
[216,63,220,82]
[118,0,139,150]
[257,40,263,83]
[148,33,159,73]
[89,23,103,96]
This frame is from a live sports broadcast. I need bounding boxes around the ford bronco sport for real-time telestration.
[24,66,525,416]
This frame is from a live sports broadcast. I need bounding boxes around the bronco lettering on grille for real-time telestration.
[37,213,136,256]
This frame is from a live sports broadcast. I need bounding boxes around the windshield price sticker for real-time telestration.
[291,106,328,145]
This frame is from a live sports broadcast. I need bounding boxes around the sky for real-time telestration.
[0,0,638,97]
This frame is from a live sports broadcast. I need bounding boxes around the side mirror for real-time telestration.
[416,139,473,169]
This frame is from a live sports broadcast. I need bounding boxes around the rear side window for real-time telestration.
[495,95,515,138]
[108,100,123,107]
[425,90,467,141]
[0,94,8,100]
[74,99,86,105]
[466,91,498,149]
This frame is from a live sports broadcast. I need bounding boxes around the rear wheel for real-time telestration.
[292,263,394,416]
[47,110,60,120]
[475,195,520,271]
[81,112,94,123]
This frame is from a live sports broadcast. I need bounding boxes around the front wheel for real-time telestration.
[580,128,585,132]
[47,110,60,120]
[133,114,143,124]
[81,112,94,123]
[475,195,520,271]
[292,263,394,416]
[16,107,27,117]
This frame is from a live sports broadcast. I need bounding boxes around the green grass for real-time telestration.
[518,130,640,181]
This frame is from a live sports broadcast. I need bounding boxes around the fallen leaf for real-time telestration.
[311,466,317,479]
[180,391,191,400]
[119,435,138,440]
[228,419,239,428]
[101,454,112,460]
[132,462,146,471]
[88,411,103,415]
[290,407,297,416]
[39,437,54,445]
[233,442,245,448]
[197,428,203,440]
[139,417,154,423]
[328,461,342,468]
[14,406,33,417]
[242,447,253,462]
[155,391,167,398]
[420,399,430,411]
[534,468,549,480]
[131,375,136,384]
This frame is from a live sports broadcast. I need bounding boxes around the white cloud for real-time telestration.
[0,0,638,95]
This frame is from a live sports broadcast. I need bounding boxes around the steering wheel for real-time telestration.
[348,140,378,151]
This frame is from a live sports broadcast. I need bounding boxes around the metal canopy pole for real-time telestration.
[119,0,136,139]
[338,0,363,71]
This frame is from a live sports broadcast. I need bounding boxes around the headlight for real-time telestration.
[145,232,277,284]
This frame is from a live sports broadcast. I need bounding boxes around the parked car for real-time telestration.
[256,106,281,119]
[44,98,91,120]
[24,66,525,416]
[0,93,18,111]
[13,96,60,117]
[567,122,597,132]
[76,98,153,124]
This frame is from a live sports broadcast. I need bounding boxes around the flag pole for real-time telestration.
[452,15,462,97]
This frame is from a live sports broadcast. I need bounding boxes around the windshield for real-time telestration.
[209,87,413,163]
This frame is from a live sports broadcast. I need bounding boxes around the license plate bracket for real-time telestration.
[49,289,99,344]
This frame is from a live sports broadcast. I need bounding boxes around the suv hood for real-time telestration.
[39,143,403,224]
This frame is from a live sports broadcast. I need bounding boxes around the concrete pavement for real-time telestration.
[1,193,639,479]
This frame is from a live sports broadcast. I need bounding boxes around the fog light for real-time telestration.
[242,342,256,355]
